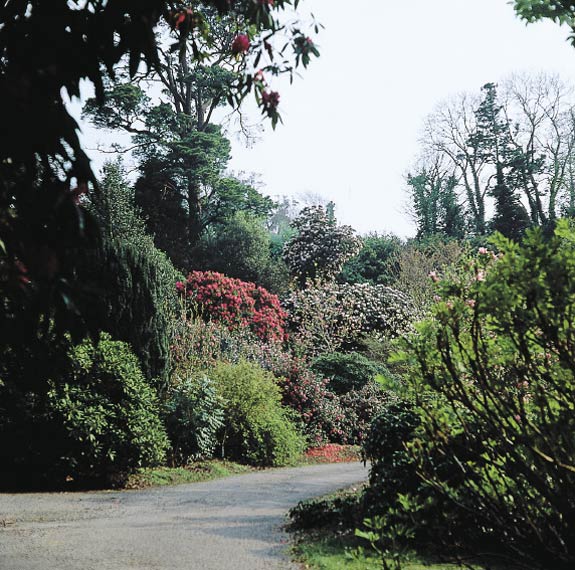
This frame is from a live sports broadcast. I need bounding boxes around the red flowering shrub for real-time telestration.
[177,271,286,343]
[265,352,346,445]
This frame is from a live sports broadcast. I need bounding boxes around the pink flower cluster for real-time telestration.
[177,271,286,342]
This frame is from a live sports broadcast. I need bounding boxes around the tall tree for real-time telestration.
[406,154,465,240]
[194,211,290,294]
[83,9,282,269]
[422,75,574,237]
[1,0,319,339]
[501,73,575,224]
[424,91,489,235]
[469,83,530,239]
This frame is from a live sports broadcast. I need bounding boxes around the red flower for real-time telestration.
[262,90,280,110]
[231,34,250,55]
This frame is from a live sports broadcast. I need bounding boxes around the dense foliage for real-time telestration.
[163,374,225,464]
[47,334,169,484]
[0,333,168,488]
[194,211,290,294]
[311,352,384,395]
[376,224,575,568]
[339,233,402,286]
[82,162,180,384]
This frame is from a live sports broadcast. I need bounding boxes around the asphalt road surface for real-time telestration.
[0,462,368,570]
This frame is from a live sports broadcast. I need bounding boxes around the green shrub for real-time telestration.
[47,333,169,484]
[0,332,169,489]
[398,224,575,568]
[163,375,225,464]
[311,352,384,395]
[210,361,305,466]
[289,487,364,531]
[362,401,421,517]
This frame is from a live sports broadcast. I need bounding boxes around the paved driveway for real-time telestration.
[0,462,368,570]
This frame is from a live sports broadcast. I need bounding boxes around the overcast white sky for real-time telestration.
[76,0,575,238]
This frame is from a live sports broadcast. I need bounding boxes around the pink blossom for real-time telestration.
[465,299,476,308]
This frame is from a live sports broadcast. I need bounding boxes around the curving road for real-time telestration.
[0,462,368,570]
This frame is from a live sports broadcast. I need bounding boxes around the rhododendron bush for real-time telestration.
[283,282,414,356]
[270,353,347,445]
[177,271,286,342]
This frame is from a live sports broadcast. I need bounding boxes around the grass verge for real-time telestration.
[292,532,462,570]
[124,460,254,489]
[125,446,362,490]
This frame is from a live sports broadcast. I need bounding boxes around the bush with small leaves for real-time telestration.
[210,361,305,466]
[0,332,170,489]
[362,401,421,518]
[46,334,170,485]
[163,374,225,464]
[340,383,397,446]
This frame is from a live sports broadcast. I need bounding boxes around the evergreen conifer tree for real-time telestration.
[82,161,180,387]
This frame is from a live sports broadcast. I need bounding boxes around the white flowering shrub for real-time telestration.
[282,205,362,286]
[283,282,415,356]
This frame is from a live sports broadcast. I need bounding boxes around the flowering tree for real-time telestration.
[283,282,414,356]
[282,205,363,287]
[177,271,286,343]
